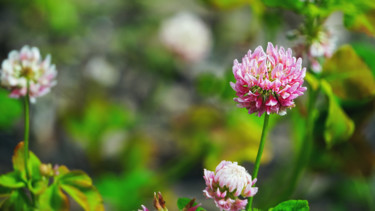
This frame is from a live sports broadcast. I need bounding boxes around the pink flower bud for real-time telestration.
[203,161,258,211]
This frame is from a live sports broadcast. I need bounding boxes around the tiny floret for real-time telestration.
[203,160,258,211]
[0,45,57,102]
[231,42,307,116]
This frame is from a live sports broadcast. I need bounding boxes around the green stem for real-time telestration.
[24,81,36,207]
[247,114,270,211]
[24,81,30,181]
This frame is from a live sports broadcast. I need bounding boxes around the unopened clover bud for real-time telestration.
[153,192,168,211]
[182,198,202,211]
[40,163,53,177]
[138,205,149,211]
[53,164,60,176]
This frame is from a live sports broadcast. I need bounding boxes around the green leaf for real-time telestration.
[38,184,69,211]
[269,200,309,211]
[0,186,13,197]
[322,45,375,101]
[352,42,375,77]
[344,9,375,37]
[12,142,42,176]
[0,189,32,211]
[321,80,355,148]
[28,179,49,195]
[0,172,25,188]
[59,170,92,187]
[177,197,206,211]
[305,72,320,91]
[60,184,104,211]
[55,166,103,211]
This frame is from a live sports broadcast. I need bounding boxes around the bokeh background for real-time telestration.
[0,0,375,210]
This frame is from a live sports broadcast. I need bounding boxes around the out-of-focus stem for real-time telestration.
[247,114,270,211]
[283,75,320,199]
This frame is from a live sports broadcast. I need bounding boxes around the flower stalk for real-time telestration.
[24,80,30,181]
[247,114,270,211]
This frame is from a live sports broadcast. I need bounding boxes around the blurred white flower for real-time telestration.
[84,57,119,87]
[159,12,212,63]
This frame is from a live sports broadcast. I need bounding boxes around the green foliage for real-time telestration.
[34,0,79,34]
[269,200,309,211]
[177,197,206,211]
[0,141,104,211]
[321,80,355,148]
[0,90,22,129]
[322,45,375,102]
[96,169,154,210]
[263,0,303,11]
[200,0,250,10]
[196,73,225,97]
[65,100,136,160]
[352,42,375,77]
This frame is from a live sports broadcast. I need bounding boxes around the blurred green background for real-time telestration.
[0,0,375,210]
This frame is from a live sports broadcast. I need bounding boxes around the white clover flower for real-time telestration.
[0,45,57,102]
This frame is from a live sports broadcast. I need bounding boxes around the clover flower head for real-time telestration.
[203,160,258,211]
[231,42,307,117]
[0,45,57,102]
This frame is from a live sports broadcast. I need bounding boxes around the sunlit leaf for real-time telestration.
[0,172,24,188]
[322,45,375,101]
[60,184,104,211]
[59,170,93,187]
[321,80,355,148]
[269,200,309,211]
[12,142,42,181]
[38,184,69,211]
